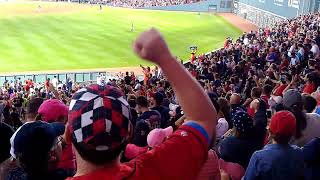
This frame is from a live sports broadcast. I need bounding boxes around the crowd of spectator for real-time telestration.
[107,0,201,8]
[1,11,320,180]
[65,0,201,8]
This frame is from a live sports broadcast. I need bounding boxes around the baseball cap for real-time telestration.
[153,92,164,104]
[232,111,253,134]
[68,84,132,153]
[132,120,150,147]
[10,121,65,159]
[38,99,68,122]
[147,126,173,148]
[269,111,296,136]
[283,89,302,108]
[216,118,229,138]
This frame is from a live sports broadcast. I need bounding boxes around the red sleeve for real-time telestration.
[127,124,208,180]
[303,84,315,94]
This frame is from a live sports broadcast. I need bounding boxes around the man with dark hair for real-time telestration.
[136,96,161,130]
[302,95,318,113]
[66,28,217,179]
[261,84,273,108]
[244,111,304,180]
[150,92,170,128]
[25,97,44,122]
[132,96,162,148]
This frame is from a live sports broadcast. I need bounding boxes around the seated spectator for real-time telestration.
[25,97,44,122]
[303,73,317,94]
[127,95,138,127]
[217,97,231,131]
[244,111,304,180]
[229,93,246,122]
[303,138,320,180]
[219,111,261,169]
[65,28,217,180]
[283,90,320,147]
[38,99,75,178]
[38,99,68,123]
[311,90,320,115]
[136,96,161,130]
[260,84,273,108]
[252,99,268,147]
[0,122,14,163]
[9,107,22,129]
[150,92,170,128]
[7,121,65,180]
[302,94,318,113]
[247,87,262,117]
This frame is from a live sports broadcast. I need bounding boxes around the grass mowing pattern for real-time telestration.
[0,2,242,72]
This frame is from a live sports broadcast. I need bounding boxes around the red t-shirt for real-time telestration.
[67,124,208,180]
[58,144,76,170]
[303,83,316,94]
[260,95,270,109]
[274,84,287,96]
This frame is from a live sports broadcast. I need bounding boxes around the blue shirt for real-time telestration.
[244,144,304,180]
[303,138,320,180]
[315,106,320,116]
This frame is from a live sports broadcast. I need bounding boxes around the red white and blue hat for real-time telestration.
[68,84,132,152]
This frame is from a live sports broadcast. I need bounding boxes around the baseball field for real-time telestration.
[0,1,242,73]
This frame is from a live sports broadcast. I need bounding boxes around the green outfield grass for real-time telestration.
[0,2,242,72]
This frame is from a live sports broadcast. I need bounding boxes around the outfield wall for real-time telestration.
[234,0,320,28]
[143,0,233,13]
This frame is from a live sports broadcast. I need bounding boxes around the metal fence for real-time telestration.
[234,1,286,28]
[0,71,125,85]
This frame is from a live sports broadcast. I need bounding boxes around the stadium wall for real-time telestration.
[143,0,233,13]
[234,0,320,28]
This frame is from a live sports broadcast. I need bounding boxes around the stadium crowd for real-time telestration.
[64,0,201,8]
[1,11,320,180]
[107,0,201,8]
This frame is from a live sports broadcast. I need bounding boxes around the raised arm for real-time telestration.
[133,28,216,139]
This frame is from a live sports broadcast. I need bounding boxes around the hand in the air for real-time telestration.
[133,28,172,65]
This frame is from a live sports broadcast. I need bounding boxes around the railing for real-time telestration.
[0,71,143,85]
[234,2,286,28]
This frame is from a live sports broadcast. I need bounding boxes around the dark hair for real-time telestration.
[136,96,148,108]
[287,103,307,139]
[262,84,273,96]
[251,87,262,98]
[27,98,44,115]
[73,142,125,165]
[218,97,231,126]
[302,95,317,113]
[271,133,291,145]
[154,93,164,106]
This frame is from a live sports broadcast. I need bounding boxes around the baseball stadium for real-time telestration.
[0,0,249,83]
[1,0,320,180]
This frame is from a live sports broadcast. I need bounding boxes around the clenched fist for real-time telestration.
[133,28,172,65]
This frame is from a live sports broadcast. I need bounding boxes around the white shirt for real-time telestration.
[290,57,299,66]
[243,37,249,45]
[51,78,58,88]
[311,44,320,58]
[291,113,320,147]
